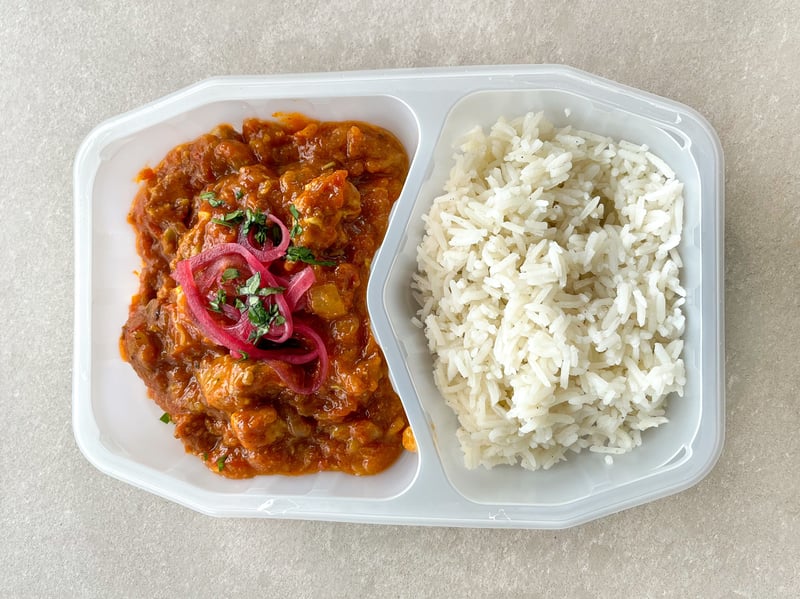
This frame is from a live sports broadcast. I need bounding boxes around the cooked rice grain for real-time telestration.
[412,112,686,471]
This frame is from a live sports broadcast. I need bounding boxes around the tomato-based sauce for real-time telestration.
[120,114,412,477]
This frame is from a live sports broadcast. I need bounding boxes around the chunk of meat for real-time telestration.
[293,170,361,250]
[230,407,286,450]
[195,355,287,413]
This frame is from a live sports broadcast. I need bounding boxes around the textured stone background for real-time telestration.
[1,1,798,597]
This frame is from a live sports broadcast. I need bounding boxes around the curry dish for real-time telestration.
[120,113,413,477]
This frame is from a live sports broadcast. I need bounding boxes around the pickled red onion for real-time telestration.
[238,213,290,263]
[172,220,329,394]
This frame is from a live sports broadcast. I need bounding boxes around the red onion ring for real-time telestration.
[172,218,328,394]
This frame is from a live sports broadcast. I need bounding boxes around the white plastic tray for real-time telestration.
[73,65,724,528]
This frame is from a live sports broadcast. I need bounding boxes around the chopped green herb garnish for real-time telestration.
[217,456,227,472]
[221,268,240,281]
[288,204,303,239]
[211,209,245,227]
[238,272,262,296]
[243,209,276,246]
[242,209,266,234]
[232,273,288,341]
[202,452,209,461]
[237,352,249,362]
[200,191,227,208]
[254,227,269,246]
[212,207,275,246]
[234,189,244,200]
[208,288,226,312]
[258,286,285,296]
[159,412,171,424]
[286,246,336,266]
[246,298,285,341]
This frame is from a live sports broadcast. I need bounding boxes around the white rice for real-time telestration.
[412,112,686,471]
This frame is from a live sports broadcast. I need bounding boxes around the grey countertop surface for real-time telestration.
[2,1,798,597]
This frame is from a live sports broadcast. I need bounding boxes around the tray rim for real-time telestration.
[72,64,725,529]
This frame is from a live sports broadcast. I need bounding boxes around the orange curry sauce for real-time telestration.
[120,114,413,477]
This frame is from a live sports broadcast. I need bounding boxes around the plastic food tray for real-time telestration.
[73,65,724,528]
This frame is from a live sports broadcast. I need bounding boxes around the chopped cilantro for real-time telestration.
[286,246,336,266]
[211,209,244,227]
[242,209,266,235]
[221,268,240,281]
[243,209,276,246]
[288,204,303,239]
[159,412,171,424]
[258,286,285,296]
[217,456,227,472]
[254,227,270,246]
[208,288,226,312]
[246,298,285,341]
[238,272,262,296]
[212,207,276,246]
[234,189,244,200]
[231,273,288,341]
[200,191,227,208]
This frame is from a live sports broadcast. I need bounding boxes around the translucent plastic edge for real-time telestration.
[73,65,726,528]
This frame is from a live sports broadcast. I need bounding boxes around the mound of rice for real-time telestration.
[412,112,686,471]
